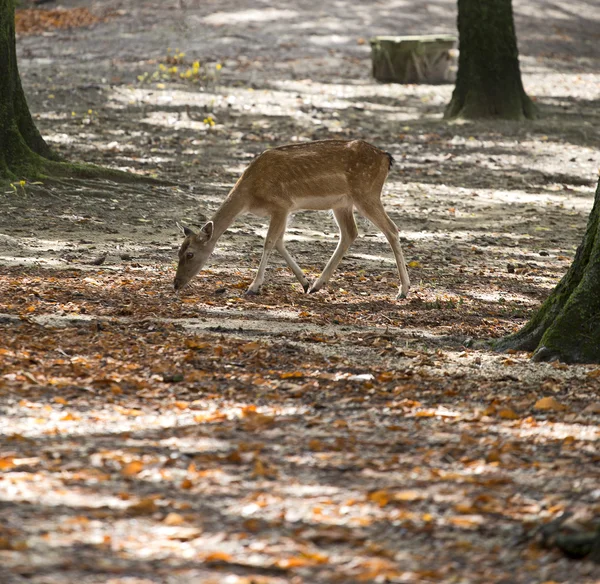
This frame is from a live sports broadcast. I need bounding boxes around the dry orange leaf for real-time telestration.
[240,341,260,353]
[242,409,275,429]
[534,396,567,411]
[368,490,391,507]
[486,449,501,463]
[276,556,312,569]
[194,411,227,423]
[225,450,242,464]
[280,371,304,379]
[60,412,80,421]
[252,458,276,478]
[393,489,423,502]
[308,438,325,451]
[0,457,15,471]
[498,407,519,420]
[127,498,158,516]
[185,338,211,350]
[122,460,144,476]
[377,371,395,382]
[204,551,232,562]
[300,551,329,564]
[482,405,496,416]
[448,515,484,528]
[163,512,185,526]
[455,503,478,514]
[253,458,267,477]
[118,407,143,417]
[415,410,436,418]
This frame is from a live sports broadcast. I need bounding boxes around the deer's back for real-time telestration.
[239,140,390,212]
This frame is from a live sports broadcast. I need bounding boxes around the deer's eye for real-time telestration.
[185,251,194,260]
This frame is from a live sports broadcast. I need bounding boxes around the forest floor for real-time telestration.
[1,1,600,583]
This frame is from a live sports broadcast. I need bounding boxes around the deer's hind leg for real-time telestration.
[354,198,410,299]
[309,206,358,294]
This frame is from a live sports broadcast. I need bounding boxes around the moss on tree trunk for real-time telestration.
[444,0,537,120]
[497,179,600,363]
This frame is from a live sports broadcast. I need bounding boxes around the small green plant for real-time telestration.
[9,180,27,196]
[137,48,222,87]
[82,109,97,125]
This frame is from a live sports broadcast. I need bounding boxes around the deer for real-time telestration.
[174,139,411,299]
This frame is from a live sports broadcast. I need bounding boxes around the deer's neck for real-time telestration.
[210,191,247,240]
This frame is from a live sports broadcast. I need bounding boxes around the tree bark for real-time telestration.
[444,0,537,120]
[0,0,59,179]
[497,179,600,363]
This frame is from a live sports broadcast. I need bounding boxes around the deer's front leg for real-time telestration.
[246,211,288,295]
[275,238,310,292]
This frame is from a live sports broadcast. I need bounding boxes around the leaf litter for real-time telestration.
[1,0,600,582]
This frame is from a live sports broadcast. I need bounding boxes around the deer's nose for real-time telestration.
[173,277,182,291]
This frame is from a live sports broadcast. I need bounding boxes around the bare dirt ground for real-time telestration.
[1,1,600,583]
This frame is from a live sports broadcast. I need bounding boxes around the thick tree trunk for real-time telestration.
[497,179,600,363]
[445,0,537,120]
[0,0,59,179]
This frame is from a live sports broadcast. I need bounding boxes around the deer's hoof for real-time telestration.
[245,287,261,296]
[396,291,408,300]
[302,281,310,293]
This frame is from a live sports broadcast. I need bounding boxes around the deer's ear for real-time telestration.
[201,221,214,240]
[177,221,195,237]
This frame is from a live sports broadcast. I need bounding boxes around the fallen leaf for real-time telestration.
[448,515,484,528]
[368,490,391,507]
[498,407,519,420]
[0,457,15,471]
[122,460,144,476]
[393,489,423,502]
[534,397,567,411]
[583,403,600,414]
[128,498,158,516]
[204,551,232,562]
[163,512,185,526]
[240,341,260,353]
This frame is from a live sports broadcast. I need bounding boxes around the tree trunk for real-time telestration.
[444,0,537,120]
[0,0,59,179]
[497,179,600,363]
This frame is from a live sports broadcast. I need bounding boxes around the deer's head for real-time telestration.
[173,222,216,290]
